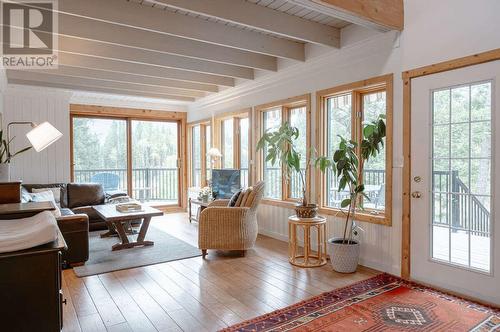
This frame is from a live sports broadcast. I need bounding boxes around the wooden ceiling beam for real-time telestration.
[150,0,340,47]
[57,53,235,87]
[7,71,206,98]
[7,79,196,102]
[57,36,254,80]
[288,0,404,31]
[57,0,305,60]
[19,65,219,93]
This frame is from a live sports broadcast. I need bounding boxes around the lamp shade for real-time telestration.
[207,147,222,158]
[26,122,63,152]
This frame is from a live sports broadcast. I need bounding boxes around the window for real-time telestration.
[256,94,311,205]
[239,118,250,187]
[206,124,212,182]
[214,111,251,186]
[71,106,184,208]
[191,125,201,187]
[317,75,393,225]
[188,121,211,188]
[431,82,492,271]
[222,119,234,168]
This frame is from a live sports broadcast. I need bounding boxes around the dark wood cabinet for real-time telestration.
[0,181,22,204]
[0,230,66,332]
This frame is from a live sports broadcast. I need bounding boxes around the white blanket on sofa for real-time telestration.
[0,211,59,253]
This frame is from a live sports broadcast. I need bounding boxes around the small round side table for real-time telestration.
[288,215,327,268]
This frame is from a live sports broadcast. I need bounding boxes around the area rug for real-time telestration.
[221,273,500,332]
[74,226,201,277]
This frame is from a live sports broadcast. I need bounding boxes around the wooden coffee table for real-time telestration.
[93,205,163,251]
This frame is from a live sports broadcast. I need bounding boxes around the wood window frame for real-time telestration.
[316,74,393,226]
[69,104,188,211]
[213,109,252,180]
[187,118,212,188]
[254,94,312,209]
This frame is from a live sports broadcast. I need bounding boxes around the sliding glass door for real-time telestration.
[72,117,128,192]
[72,116,181,207]
[131,120,179,205]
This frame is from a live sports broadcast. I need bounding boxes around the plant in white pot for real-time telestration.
[257,122,317,218]
[316,114,386,273]
[0,130,32,181]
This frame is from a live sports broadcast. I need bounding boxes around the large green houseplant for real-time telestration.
[257,122,317,218]
[316,114,386,273]
[0,130,31,181]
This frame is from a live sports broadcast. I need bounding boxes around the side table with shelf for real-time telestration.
[288,215,327,268]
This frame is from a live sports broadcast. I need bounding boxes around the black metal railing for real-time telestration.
[74,168,178,202]
[433,170,490,235]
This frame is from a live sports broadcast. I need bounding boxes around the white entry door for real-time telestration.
[410,60,500,305]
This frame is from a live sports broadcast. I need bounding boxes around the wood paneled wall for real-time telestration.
[2,87,72,183]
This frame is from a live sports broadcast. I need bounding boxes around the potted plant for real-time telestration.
[257,122,317,218]
[0,130,31,181]
[316,115,386,273]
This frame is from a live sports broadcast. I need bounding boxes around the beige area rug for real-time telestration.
[73,225,201,277]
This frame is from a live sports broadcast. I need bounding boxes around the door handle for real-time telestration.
[411,191,422,198]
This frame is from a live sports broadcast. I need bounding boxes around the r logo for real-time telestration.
[2,2,54,55]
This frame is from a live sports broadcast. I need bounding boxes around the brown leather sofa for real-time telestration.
[22,183,127,266]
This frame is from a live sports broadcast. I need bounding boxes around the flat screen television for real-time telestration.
[211,169,241,199]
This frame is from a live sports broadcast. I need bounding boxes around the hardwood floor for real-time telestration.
[62,213,379,332]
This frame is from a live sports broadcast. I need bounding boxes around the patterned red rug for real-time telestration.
[221,273,500,332]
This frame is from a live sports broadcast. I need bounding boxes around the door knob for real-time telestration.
[411,191,422,198]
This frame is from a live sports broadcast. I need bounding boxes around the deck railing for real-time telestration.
[433,170,490,235]
[74,168,178,201]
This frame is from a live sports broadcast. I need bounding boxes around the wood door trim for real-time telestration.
[401,48,500,279]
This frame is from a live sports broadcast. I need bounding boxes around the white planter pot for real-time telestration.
[0,163,10,182]
[328,238,360,273]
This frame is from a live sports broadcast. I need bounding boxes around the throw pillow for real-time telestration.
[244,188,257,207]
[234,188,247,207]
[21,187,32,203]
[239,187,253,207]
[32,187,61,204]
[29,191,62,217]
[228,189,242,207]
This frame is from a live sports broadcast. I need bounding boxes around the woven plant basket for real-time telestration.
[328,238,360,273]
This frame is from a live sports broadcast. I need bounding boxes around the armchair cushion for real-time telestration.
[239,187,254,207]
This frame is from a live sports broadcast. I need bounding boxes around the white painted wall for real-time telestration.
[188,0,500,276]
[1,85,188,184]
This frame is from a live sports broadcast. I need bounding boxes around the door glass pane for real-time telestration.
[206,125,212,182]
[73,117,128,192]
[326,94,352,207]
[222,119,234,169]
[131,120,179,205]
[431,82,492,272]
[289,106,307,199]
[239,118,249,188]
[263,109,282,199]
[192,125,201,187]
[362,91,386,211]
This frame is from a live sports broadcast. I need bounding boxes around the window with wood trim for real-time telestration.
[214,111,251,187]
[316,75,393,225]
[188,121,211,188]
[255,94,311,206]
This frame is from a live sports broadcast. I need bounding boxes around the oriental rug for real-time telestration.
[221,273,499,332]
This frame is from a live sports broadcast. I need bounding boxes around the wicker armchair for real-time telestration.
[198,181,264,258]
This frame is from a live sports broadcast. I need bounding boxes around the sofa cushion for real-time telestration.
[29,191,62,217]
[23,183,68,207]
[244,188,257,207]
[67,183,105,208]
[71,206,101,221]
[32,187,61,204]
